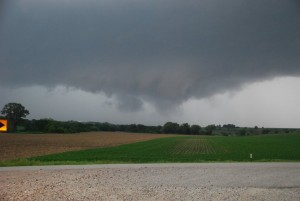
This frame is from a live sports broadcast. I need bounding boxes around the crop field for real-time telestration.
[0,132,174,161]
[22,133,300,165]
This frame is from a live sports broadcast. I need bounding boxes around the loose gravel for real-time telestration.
[0,163,299,201]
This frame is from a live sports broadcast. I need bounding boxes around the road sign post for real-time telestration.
[0,120,8,132]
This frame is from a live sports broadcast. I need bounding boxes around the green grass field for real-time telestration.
[25,133,300,165]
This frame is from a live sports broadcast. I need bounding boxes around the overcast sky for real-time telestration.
[1,0,300,128]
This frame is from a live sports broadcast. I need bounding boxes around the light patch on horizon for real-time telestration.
[180,76,300,128]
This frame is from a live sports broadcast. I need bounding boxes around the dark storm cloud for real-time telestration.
[115,94,144,112]
[1,0,300,110]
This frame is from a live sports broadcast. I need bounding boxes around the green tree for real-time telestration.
[179,123,190,134]
[190,125,201,135]
[1,103,30,132]
[223,124,236,129]
[162,122,180,134]
[238,129,247,136]
[205,124,216,135]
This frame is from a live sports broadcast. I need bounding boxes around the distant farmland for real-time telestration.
[25,133,300,165]
[0,132,175,161]
[1,132,300,166]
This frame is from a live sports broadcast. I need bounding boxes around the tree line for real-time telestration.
[1,102,297,135]
[0,103,213,134]
[17,119,211,135]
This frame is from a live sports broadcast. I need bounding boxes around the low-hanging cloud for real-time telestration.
[1,0,300,111]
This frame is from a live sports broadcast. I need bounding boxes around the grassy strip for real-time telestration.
[1,134,300,166]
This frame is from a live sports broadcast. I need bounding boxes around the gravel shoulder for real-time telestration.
[1,163,299,200]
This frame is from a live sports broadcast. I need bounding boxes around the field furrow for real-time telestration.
[170,137,217,155]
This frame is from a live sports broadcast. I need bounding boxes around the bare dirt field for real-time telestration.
[0,132,173,161]
[0,163,299,201]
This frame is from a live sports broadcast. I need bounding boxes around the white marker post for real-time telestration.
[250,153,253,160]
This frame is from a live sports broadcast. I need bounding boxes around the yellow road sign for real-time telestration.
[0,120,8,132]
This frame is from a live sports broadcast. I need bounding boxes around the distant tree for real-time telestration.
[29,118,53,132]
[190,125,201,135]
[127,124,138,132]
[238,129,247,136]
[262,129,271,134]
[223,124,236,129]
[205,124,216,135]
[1,103,29,132]
[216,125,222,129]
[137,124,146,133]
[46,120,65,133]
[100,122,116,131]
[179,123,190,134]
[162,122,180,134]
[152,125,162,133]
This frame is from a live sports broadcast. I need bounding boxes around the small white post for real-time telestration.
[250,153,253,159]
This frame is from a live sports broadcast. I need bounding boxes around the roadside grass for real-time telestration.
[1,133,300,166]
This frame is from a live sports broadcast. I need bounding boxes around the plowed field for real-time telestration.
[0,132,174,161]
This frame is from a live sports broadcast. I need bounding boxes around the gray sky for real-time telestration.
[1,0,300,128]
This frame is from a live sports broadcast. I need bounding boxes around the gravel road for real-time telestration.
[0,163,299,201]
